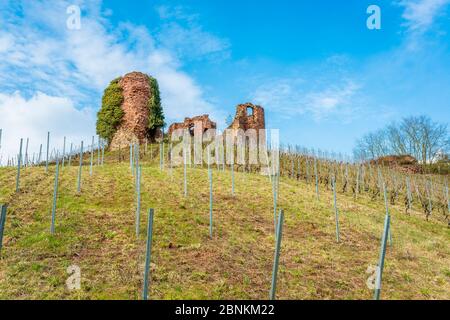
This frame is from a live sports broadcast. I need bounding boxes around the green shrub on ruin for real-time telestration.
[147,76,165,133]
[96,77,124,144]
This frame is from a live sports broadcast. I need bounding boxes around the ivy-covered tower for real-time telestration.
[96,71,165,150]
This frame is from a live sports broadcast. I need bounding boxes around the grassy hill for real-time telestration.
[0,151,449,300]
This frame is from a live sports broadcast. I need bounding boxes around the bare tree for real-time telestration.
[354,129,390,160]
[353,115,449,163]
[386,123,407,155]
[401,116,449,164]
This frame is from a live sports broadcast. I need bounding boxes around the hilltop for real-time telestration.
[0,148,449,300]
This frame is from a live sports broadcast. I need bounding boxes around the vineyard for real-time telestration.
[0,141,449,300]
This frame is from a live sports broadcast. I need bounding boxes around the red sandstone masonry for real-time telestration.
[110,72,157,150]
[228,103,265,132]
[168,115,217,137]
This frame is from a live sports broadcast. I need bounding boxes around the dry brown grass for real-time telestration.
[0,158,448,300]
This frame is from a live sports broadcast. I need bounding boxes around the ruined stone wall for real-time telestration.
[228,103,265,132]
[168,115,217,137]
[110,72,151,150]
[224,103,267,157]
[370,155,423,174]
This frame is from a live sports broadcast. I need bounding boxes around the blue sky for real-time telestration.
[0,0,449,160]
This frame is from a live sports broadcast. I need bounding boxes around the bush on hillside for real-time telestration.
[96,77,124,144]
[147,75,165,135]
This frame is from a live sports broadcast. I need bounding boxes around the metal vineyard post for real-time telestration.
[270,210,284,300]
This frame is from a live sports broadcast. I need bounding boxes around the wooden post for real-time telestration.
[406,177,413,213]
[426,180,433,216]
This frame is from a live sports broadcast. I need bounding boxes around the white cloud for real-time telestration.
[0,92,96,164]
[0,0,228,160]
[157,23,231,61]
[156,5,199,23]
[153,65,226,124]
[0,33,14,53]
[398,0,450,33]
[306,82,360,118]
[155,5,231,61]
[252,76,362,122]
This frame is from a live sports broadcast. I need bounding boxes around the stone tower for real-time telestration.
[228,103,265,132]
[109,72,161,150]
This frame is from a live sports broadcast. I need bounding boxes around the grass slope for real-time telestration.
[0,155,449,300]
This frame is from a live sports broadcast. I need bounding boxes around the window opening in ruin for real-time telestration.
[189,123,195,136]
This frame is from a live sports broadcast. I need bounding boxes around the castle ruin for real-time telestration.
[228,103,265,132]
[108,72,162,150]
[168,115,217,137]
